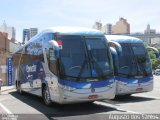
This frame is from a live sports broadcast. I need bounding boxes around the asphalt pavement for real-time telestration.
[0,76,160,120]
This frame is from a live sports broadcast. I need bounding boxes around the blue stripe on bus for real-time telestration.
[115,75,153,84]
[59,76,114,89]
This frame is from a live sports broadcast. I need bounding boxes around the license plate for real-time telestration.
[136,88,143,91]
[88,95,98,99]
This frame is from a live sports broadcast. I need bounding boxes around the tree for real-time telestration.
[148,47,160,69]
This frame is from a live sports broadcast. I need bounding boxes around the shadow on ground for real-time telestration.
[9,91,122,120]
[110,94,155,104]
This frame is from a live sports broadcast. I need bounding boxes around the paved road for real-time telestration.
[0,75,160,120]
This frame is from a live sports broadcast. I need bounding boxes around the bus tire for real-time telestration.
[114,94,131,99]
[17,82,23,95]
[42,85,52,106]
[125,94,131,97]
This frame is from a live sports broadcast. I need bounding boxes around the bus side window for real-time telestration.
[43,33,58,75]
[44,42,58,75]
[49,48,55,61]
[48,48,58,75]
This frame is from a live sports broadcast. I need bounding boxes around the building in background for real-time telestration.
[92,17,160,45]
[144,24,156,34]
[0,32,20,85]
[0,32,9,85]
[92,21,102,31]
[22,28,38,44]
[22,29,30,44]
[144,24,156,43]
[92,17,130,35]
[102,24,112,34]
[30,28,38,38]
[0,21,16,39]
[112,17,130,34]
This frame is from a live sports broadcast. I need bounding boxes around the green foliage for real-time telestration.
[158,48,160,52]
[144,42,151,47]
[149,50,156,59]
[149,47,160,69]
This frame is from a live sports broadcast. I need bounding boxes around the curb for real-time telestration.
[1,87,15,93]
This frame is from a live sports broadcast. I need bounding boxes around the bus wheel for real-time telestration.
[123,94,131,98]
[43,86,52,106]
[115,94,132,99]
[17,83,23,95]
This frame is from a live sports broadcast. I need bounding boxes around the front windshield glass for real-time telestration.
[58,35,90,78]
[85,37,113,77]
[131,43,152,75]
[57,35,113,80]
[118,43,152,78]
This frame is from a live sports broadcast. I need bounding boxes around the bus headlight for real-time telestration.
[108,83,114,88]
[119,81,127,85]
[63,85,76,91]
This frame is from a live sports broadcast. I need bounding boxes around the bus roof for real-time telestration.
[42,26,103,35]
[105,35,143,43]
[27,26,103,46]
[13,26,104,54]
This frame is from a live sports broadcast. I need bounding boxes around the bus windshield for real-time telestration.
[118,43,152,78]
[57,35,113,81]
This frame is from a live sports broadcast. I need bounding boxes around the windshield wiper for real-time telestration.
[76,58,88,81]
[129,44,145,76]
[137,62,148,76]
[88,49,105,79]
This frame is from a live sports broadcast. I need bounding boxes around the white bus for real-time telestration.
[12,26,119,105]
[105,35,159,96]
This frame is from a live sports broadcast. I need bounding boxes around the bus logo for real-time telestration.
[26,65,37,73]
[91,88,95,93]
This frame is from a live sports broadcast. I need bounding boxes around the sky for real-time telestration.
[0,0,160,42]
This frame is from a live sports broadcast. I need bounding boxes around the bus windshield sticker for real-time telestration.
[57,40,63,49]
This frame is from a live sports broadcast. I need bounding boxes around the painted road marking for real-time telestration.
[94,101,142,114]
[0,103,12,114]
[0,103,19,120]
[133,95,160,100]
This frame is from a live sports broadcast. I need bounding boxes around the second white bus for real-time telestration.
[106,35,159,96]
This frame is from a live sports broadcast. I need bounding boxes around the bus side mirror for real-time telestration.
[109,47,118,60]
[146,46,159,58]
[108,41,122,57]
[48,40,60,58]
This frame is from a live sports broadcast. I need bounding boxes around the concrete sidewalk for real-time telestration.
[1,85,15,92]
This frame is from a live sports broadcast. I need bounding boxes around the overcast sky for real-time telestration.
[0,0,160,42]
